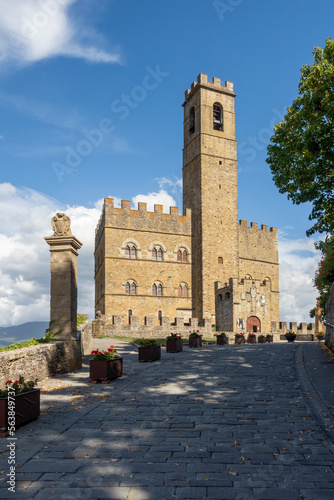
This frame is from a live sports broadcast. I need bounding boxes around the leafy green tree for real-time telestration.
[266,38,334,236]
[313,235,334,312]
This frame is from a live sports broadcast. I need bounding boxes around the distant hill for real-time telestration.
[0,321,49,348]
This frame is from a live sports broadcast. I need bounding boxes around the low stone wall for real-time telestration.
[279,334,315,342]
[79,322,92,355]
[91,315,213,340]
[0,341,81,388]
[272,321,316,335]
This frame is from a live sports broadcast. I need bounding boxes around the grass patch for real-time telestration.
[0,337,50,352]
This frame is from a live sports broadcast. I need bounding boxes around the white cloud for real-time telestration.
[132,189,177,213]
[278,233,320,323]
[0,185,177,327]
[0,0,120,67]
[0,183,99,326]
[0,182,321,327]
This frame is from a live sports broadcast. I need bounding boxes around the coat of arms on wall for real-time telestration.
[51,213,72,236]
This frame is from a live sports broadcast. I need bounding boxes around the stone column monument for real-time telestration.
[45,213,83,371]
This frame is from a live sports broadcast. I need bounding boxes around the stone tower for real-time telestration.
[183,74,239,323]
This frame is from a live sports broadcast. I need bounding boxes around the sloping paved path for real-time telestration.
[1,341,334,499]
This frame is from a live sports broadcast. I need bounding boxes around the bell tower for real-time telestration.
[182,73,239,323]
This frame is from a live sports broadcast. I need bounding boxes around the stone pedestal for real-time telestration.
[315,300,324,333]
[45,213,83,371]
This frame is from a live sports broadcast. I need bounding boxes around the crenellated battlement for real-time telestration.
[91,315,214,339]
[184,73,234,101]
[95,198,191,249]
[238,220,277,234]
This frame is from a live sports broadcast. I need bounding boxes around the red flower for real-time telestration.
[14,380,19,384]
[5,380,12,385]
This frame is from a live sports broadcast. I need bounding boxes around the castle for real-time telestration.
[94,74,279,333]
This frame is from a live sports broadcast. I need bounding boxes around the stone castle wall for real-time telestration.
[95,199,192,324]
[183,74,239,322]
[94,74,280,330]
[216,278,275,332]
[238,220,279,325]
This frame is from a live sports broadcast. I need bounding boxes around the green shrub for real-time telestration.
[77,314,87,327]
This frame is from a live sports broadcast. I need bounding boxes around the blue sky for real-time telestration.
[0,0,332,326]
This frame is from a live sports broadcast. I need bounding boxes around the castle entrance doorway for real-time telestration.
[246,316,261,333]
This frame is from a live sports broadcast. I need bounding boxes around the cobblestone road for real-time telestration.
[1,341,334,499]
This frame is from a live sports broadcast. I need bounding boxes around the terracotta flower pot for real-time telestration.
[189,337,202,348]
[0,389,40,434]
[235,336,245,345]
[166,339,183,353]
[90,357,123,383]
[138,345,161,362]
[216,336,229,345]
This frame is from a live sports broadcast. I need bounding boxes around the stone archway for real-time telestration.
[246,316,261,333]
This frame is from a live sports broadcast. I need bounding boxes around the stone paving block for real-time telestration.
[34,486,131,499]
[127,486,176,499]
[17,459,82,473]
[175,486,207,498]
[123,473,165,486]
[206,487,255,499]
[253,488,302,499]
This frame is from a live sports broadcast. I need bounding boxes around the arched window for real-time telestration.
[125,280,137,295]
[152,282,163,296]
[218,256,223,265]
[245,274,252,280]
[125,243,138,259]
[218,294,223,301]
[263,277,271,287]
[177,248,188,262]
[178,283,188,298]
[189,106,195,134]
[152,246,163,261]
[213,102,223,131]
